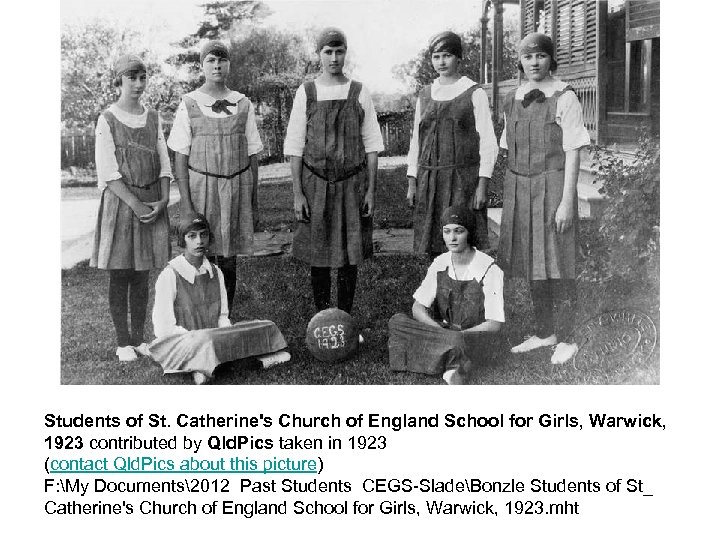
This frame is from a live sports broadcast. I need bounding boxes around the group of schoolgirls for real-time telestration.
[90,27,589,385]
[389,30,590,383]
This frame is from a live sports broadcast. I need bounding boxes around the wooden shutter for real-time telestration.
[555,0,596,68]
[555,0,571,67]
[540,0,552,34]
[585,1,597,62]
[522,0,553,37]
[523,0,536,37]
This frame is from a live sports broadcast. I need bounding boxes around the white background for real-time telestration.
[3,1,719,538]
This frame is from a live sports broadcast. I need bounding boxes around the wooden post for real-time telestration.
[642,38,652,113]
[624,0,631,112]
[550,0,558,47]
[492,0,504,119]
[596,0,607,144]
[480,14,489,84]
[624,41,631,113]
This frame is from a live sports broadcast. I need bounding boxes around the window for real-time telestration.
[608,0,625,14]
[524,0,550,36]
[533,2,547,33]
[607,27,658,114]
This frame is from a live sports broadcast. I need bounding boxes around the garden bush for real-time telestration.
[580,129,660,283]
[486,115,507,208]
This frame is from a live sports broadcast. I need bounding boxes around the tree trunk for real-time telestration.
[276,92,284,159]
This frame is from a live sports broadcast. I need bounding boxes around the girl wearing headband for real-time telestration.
[388,205,504,384]
[284,27,384,319]
[90,54,172,362]
[406,31,498,256]
[168,40,263,312]
[498,33,591,364]
[149,213,289,385]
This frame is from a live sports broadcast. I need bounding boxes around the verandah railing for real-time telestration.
[483,75,598,142]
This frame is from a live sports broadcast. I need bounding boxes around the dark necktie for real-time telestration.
[210,99,235,115]
[521,88,546,108]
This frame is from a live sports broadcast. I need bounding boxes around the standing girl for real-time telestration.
[406,31,498,255]
[498,33,590,364]
[167,40,263,311]
[91,54,172,362]
[284,27,384,315]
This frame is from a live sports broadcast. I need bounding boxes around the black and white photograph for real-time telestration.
[60,0,660,385]
[8,2,720,539]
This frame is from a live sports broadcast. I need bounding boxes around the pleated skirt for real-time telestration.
[189,168,254,257]
[498,169,577,280]
[387,313,490,375]
[413,165,489,254]
[90,186,170,271]
[149,320,287,378]
[292,170,372,268]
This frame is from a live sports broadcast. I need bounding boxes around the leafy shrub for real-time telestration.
[580,129,660,282]
[486,115,507,208]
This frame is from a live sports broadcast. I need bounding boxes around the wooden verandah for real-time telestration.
[477,0,659,145]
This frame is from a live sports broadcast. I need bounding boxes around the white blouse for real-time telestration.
[500,79,591,152]
[167,90,263,156]
[406,76,499,179]
[413,249,505,323]
[94,104,174,190]
[152,255,232,340]
[283,81,385,157]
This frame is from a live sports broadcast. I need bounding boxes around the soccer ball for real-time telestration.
[305,308,359,362]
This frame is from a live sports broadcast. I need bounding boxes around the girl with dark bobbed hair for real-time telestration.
[149,213,290,384]
[388,205,505,385]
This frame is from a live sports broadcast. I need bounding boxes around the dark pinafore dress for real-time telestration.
[498,87,578,280]
[388,262,496,376]
[91,109,170,270]
[413,84,489,254]
[291,81,373,268]
[149,262,287,377]
[185,95,254,257]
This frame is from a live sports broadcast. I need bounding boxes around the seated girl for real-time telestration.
[388,206,504,384]
[149,213,289,384]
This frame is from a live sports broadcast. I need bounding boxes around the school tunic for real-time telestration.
[168,91,262,257]
[407,77,498,255]
[91,106,171,270]
[285,81,384,268]
[149,256,287,377]
[498,81,590,280]
[388,249,504,375]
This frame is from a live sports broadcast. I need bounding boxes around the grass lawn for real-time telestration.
[61,165,659,385]
[248,166,414,233]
